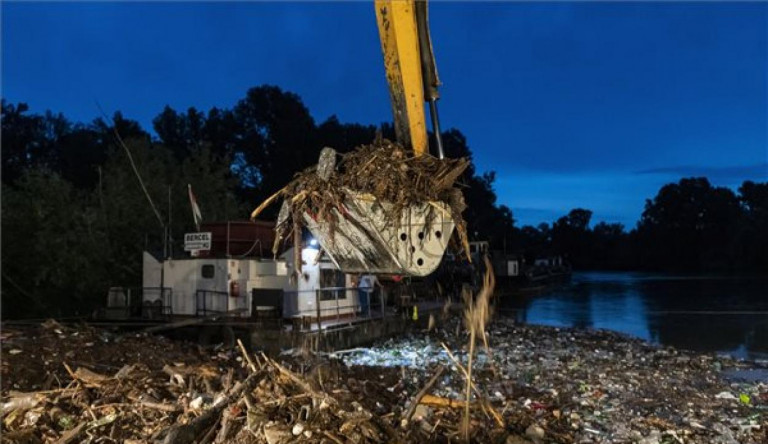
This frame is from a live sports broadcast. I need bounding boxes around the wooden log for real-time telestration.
[419,394,468,409]
[73,367,109,386]
[54,422,86,444]
[161,369,266,444]
[214,406,234,443]
[141,400,181,413]
[237,338,258,372]
[403,365,445,422]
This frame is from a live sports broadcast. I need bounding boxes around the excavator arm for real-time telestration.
[375,0,444,159]
[301,0,457,277]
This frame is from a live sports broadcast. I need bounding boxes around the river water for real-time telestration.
[500,272,768,360]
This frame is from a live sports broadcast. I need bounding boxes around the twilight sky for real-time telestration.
[3,1,767,228]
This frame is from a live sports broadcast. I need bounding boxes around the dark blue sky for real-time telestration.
[3,2,767,227]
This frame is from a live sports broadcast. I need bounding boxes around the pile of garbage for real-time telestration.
[250,137,471,268]
[340,319,768,444]
[2,319,766,444]
[0,321,504,443]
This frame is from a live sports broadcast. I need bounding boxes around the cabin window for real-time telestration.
[201,265,215,279]
[319,287,348,301]
[319,269,347,301]
[320,269,344,289]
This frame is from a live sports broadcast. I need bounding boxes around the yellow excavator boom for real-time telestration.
[375,0,428,156]
[375,0,443,158]
[301,0,454,276]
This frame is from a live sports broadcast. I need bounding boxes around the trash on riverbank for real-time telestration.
[2,318,767,443]
[339,319,768,444]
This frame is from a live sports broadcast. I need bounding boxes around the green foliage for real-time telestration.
[98,138,173,283]
[2,170,109,318]
[1,110,246,318]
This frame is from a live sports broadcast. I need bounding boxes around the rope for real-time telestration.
[97,103,164,227]
[1,272,48,310]
[235,239,263,259]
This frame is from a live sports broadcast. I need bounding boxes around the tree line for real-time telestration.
[2,85,766,318]
[514,177,767,274]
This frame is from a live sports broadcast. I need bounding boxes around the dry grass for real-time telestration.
[460,255,496,441]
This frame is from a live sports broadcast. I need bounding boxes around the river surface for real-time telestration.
[500,272,768,360]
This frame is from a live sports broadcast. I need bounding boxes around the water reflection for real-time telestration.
[501,272,768,359]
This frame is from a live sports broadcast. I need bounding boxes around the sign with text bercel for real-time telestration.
[184,232,212,251]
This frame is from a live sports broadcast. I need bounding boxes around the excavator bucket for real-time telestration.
[304,189,454,277]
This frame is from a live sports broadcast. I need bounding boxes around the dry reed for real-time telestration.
[460,255,496,441]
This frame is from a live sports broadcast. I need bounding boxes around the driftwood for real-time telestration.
[403,365,445,422]
[72,367,109,386]
[138,400,180,413]
[214,406,234,443]
[161,369,267,444]
[237,338,259,372]
[440,342,504,428]
[4,313,767,444]
[53,422,85,444]
[262,353,317,396]
[419,394,469,409]
[2,318,523,444]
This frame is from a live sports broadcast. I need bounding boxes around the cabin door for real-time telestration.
[319,268,349,318]
[195,261,228,315]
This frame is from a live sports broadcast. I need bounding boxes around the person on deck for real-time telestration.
[357,273,380,317]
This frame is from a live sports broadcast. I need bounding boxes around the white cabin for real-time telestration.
[104,221,371,323]
[138,246,360,320]
[282,247,359,320]
[142,252,288,317]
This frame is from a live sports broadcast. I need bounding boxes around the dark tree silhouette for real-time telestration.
[316,115,377,154]
[1,101,60,184]
[231,85,318,208]
[551,208,593,266]
[734,180,768,271]
[637,178,742,271]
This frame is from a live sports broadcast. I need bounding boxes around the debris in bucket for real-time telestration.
[250,136,471,274]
